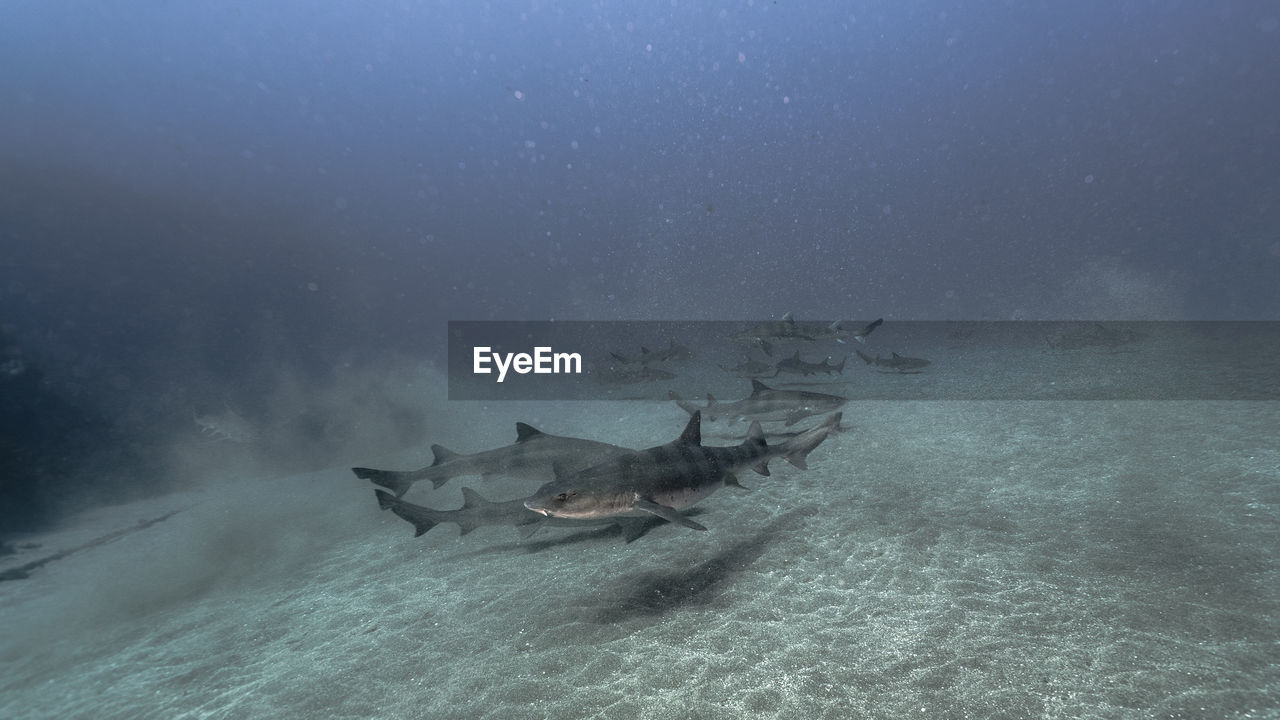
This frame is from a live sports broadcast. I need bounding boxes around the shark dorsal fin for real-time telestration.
[892,352,902,359]
[791,350,801,359]
[460,487,488,509]
[750,379,773,395]
[781,311,794,323]
[705,392,718,406]
[827,320,842,330]
[677,411,702,446]
[515,422,544,442]
[641,346,651,354]
[430,444,460,466]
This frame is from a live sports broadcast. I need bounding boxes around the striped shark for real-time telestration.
[609,340,694,366]
[772,351,847,377]
[731,314,884,355]
[854,349,931,373]
[808,318,883,344]
[719,355,775,378]
[374,487,694,543]
[669,378,847,426]
[376,413,839,540]
[522,411,838,530]
[352,423,629,497]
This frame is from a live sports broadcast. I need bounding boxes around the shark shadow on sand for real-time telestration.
[585,505,818,624]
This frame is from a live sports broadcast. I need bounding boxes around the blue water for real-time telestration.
[1,2,1277,716]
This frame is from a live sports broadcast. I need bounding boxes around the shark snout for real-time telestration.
[523,499,549,515]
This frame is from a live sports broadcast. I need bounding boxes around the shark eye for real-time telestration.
[555,491,575,503]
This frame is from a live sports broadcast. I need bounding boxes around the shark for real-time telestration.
[854,349,931,373]
[352,423,630,497]
[609,340,694,366]
[669,378,847,426]
[772,351,847,377]
[805,318,883,344]
[728,312,815,356]
[373,487,662,542]
[523,411,838,530]
[376,412,840,541]
[719,355,775,378]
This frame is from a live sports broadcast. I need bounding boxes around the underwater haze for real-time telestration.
[1,1,1278,718]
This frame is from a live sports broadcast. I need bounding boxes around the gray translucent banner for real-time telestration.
[447,321,1280,401]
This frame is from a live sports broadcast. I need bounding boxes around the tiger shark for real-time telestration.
[806,318,883,344]
[523,411,838,530]
[731,315,884,355]
[729,312,813,356]
[772,351,846,377]
[352,423,630,497]
[719,355,775,378]
[377,412,840,540]
[669,378,847,426]
[854,349,931,373]
[609,339,694,366]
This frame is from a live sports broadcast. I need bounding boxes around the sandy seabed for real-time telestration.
[1,399,1276,719]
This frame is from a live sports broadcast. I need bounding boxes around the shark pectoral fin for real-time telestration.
[723,472,752,492]
[634,499,707,531]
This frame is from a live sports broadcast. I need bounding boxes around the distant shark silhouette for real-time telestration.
[669,379,847,426]
[609,339,694,366]
[771,351,846,377]
[731,314,884,355]
[854,349,931,373]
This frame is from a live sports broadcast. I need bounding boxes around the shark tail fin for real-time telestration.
[375,490,439,537]
[778,412,841,470]
[353,468,419,498]
[703,393,721,421]
[744,421,770,476]
[668,390,701,417]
